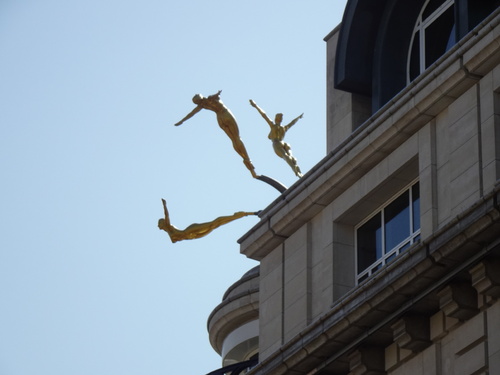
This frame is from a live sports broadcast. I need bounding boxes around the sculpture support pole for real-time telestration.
[257,175,287,193]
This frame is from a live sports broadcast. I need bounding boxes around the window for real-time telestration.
[336,0,500,111]
[407,0,456,83]
[356,181,420,283]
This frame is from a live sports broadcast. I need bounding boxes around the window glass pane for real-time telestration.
[423,0,447,19]
[468,0,500,31]
[409,31,420,82]
[357,213,381,273]
[446,25,456,50]
[386,253,397,264]
[384,191,410,252]
[358,273,368,283]
[425,5,455,67]
[400,241,411,252]
[412,183,420,232]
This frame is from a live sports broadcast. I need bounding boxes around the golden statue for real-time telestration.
[175,90,258,178]
[158,199,258,243]
[249,99,303,178]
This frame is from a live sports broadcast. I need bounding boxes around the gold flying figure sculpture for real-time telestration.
[249,99,303,178]
[175,90,259,178]
[158,199,258,243]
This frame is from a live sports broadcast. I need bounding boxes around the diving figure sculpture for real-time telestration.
[175,91,258,178]
[158,199,258,243]
[249,99,303,178]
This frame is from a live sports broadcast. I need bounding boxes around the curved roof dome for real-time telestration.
[207,266,260,359]
[335,0,500,111]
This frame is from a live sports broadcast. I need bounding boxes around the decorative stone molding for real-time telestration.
[391,315,431,352]
[470,259,500,298]
[348,347,386,375]
[437,282,478,321]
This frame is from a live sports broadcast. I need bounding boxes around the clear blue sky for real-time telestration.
[0,1,347,374]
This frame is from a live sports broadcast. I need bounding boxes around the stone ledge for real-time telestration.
[208,289,259,355]
[240,11,500,261]
[247,188,500,375]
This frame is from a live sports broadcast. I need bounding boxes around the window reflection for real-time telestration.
[407,0,456,83]
[356,181,421,283]
[357,213,381,273]
[412,183,420,232]
[424,5,455,68]
[385,191,410,252]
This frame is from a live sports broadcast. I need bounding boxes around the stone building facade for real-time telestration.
[207,1,500,374]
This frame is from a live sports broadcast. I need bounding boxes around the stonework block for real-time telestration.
[487,300,500,360]
[385,343,398,371]
[311,243,333,316]
[284,269,307,310]
[437,283,479,321]
[441,334,455,375]
[284,296,307,342]
[332,241,355,284]
[419,165,437,237]
[390,345,438,375]
[259,316,282,361]
[450,163,481,217]
[454,341,487,375]
[470,259,500,298]
[447,85,477,129]
[482,161,500,195]
[311,285,331,321]
[453,312,485,354]
[259,290,282,326]
[430,310,459,342]
[399,347,413,362]
[331,284,354,304]
[480,115,500,192]
[260,265,282,300]
[436,162,452,225]
[328,112,355,151]
[348,347,385,375]
[420,208,436,242]
[386,133,419,175]
[391,316,431,352]
[422,345,438,375]
[492,60,500,90]
[479,73,495,123]
[260,245,283,279]
[418,122,434,171]
[284,246,307,284]
[311,210,334,252]
[448,107,479,154]
[435,108,451,167]
[386,348,419,375]
[490,350,500,375]
[450,135,479,179]
[284,225,307,257]
[332,222,354,247]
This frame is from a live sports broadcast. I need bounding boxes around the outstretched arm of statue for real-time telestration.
[284,113,304,132]
[174,106,202,126]
[249,99,274,128]
[160,199,172,227]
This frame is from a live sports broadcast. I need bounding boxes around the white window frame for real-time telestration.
[407,0,455,83]
[355,179,421,284]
